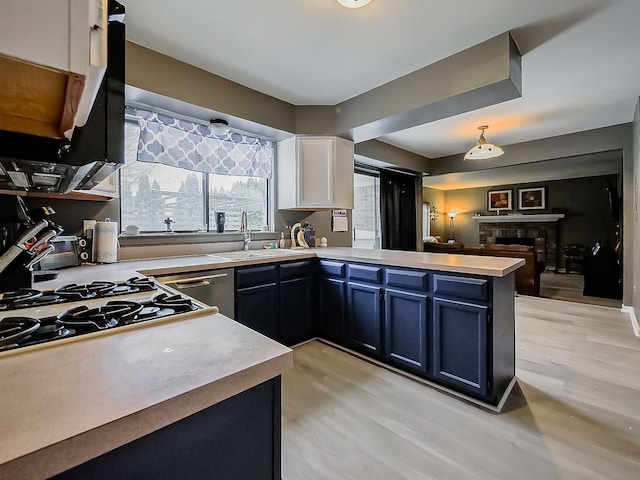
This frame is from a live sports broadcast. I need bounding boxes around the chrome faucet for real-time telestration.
[240,210,251,251]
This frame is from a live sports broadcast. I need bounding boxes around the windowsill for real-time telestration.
[118,231,279,247]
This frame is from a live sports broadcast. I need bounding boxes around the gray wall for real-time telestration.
[439,175,621,271]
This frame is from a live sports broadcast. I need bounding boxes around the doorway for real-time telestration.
[352,171,381,249]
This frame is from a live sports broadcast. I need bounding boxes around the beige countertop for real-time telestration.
[316,247,524,277]
[0,280,293,479]
[36,247,523,290]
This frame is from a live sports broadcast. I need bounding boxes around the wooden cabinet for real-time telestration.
[0,0,108,139]
[277,136,354,210]
[280,260,315,346]
[231,258,514,406]
[433,298,489,396]
[235,265,279,339]
[384,289,429,374]
[347,282,382,355]
[318,277,347,345]
[235,260,315,346]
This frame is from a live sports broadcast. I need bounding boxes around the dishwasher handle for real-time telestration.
[168,273,229,289]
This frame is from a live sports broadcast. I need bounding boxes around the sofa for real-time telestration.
[462,244,543,296]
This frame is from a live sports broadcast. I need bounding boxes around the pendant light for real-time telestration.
[336,0,372,8]
[464,125,504,160]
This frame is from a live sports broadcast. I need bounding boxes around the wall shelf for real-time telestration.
[472,214,565,223]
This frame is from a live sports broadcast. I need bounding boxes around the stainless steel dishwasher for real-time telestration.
[156,268,235,318]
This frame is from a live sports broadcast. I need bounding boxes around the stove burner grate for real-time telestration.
[0,289,43,310]
[54,281,117,301]
[149,293,197,313]
[0,316,40,347]
[56,301,143,331]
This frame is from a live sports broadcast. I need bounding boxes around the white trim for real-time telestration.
[621,305,640,336]
[472,214,565,223]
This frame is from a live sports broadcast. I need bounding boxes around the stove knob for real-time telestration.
[79,251,89,261]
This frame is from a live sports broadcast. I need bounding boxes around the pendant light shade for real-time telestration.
[464,125,504,160]
[336,0,372,8]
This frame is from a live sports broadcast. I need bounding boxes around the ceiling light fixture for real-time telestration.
[336,0,372,8]
[464,125,504,160]
[210,118,230,135]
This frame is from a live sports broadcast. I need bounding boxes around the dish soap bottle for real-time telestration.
[279,231,286,249]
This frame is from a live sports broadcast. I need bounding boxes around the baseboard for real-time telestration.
[621,305,639,336]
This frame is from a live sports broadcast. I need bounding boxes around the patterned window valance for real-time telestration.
[136,109,273,179]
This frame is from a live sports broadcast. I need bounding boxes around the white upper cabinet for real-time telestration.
[277,136,354,210]
[0,0,107,139]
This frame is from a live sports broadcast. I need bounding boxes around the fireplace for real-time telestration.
[496,237,535,247]
[479,222,559,271]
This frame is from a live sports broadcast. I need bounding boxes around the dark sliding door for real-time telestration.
[380,170,416,251]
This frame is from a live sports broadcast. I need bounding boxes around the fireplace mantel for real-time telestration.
[472,214,565,223]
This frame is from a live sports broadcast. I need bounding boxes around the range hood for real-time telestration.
[0,0,125,194]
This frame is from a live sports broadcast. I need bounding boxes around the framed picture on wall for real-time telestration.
[487,189,512,212]
[518,187,546,210]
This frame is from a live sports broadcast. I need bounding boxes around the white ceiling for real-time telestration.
[123,0,640,185]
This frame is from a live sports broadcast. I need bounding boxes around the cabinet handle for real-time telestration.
[174,279,211,289]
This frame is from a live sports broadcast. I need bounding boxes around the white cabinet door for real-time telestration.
[277,136,354,210]
[0,0,70,71]
[298,137,334,207]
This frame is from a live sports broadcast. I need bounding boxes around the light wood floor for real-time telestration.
[281,296,640,480]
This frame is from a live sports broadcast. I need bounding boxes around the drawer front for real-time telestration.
[318,259,346,278]
[280,260,313,280]
[385,268,428,291]
[433,274,488,301]
[236,264,278,288]
[348,263,383,284]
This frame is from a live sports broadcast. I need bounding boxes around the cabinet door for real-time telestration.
[347,282,382,355]
[384,289,429,374]
[235,283,279,340]
[280,277,314,346]
[298,137,334,207]
[433,298,489,396]
[318,277,346,344]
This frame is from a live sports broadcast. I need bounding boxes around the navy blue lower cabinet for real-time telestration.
[235,283,279,340]
[347,282,382,355]
[384,288,429,374]
[433,298,489,397]
[280,276,314,346]
[318,277,347,344]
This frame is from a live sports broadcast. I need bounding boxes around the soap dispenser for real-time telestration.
[279,232,286,248]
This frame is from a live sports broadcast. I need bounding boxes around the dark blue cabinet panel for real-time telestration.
[347,282,382,355]
[385,268,428,291]
[348,263,383,283]
[384,289,429,374]
[433,298,488,396]
[236,283,279,339]
[280,277,314,346]
[318,277,347,344]
[318,260,346,278]
[280,260,314,281]
[236,264,278,288]
[433,274,488,301]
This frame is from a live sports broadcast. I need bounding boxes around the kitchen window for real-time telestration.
[120,118,270,233]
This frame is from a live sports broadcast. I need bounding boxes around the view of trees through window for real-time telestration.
[120,121,268,233]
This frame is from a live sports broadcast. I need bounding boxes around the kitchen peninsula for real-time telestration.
[0,247,523,480]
